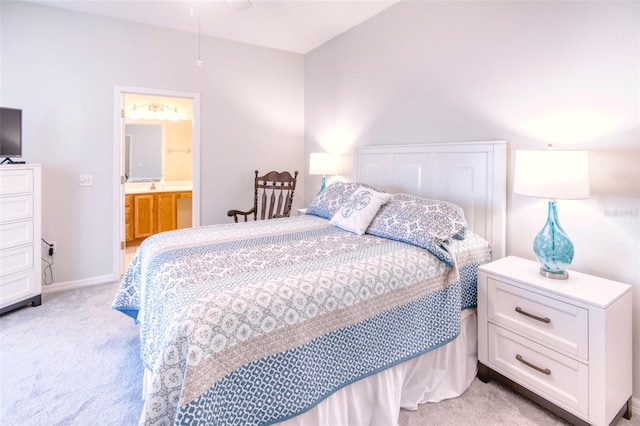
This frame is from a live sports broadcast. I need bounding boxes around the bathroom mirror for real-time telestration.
[125,124,163,182]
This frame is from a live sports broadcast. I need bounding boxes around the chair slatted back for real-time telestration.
[227,170,298,223]
[256,171,297,220]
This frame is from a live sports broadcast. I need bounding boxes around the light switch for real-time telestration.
[79,174,93,186]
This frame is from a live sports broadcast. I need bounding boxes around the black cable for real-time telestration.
[41,238,54,285]
[41,254,54,285]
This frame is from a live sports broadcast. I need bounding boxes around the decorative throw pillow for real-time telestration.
[305,181,383,219]
[366,193,468,266]
[329,187,393,235]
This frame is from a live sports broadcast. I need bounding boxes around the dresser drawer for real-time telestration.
[0,220,34,250]
[488,278,588,359]
[0,169,33,195]
[0,194,34,223]
[0,270,37,309]
[488,323,588,416]
[0,245,33,278]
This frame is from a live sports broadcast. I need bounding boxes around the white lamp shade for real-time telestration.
[309,153,341,175]
[514,149,590,200]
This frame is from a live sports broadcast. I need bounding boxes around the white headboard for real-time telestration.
[354,141,507,260]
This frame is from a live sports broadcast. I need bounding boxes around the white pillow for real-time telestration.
[330,187,392,235]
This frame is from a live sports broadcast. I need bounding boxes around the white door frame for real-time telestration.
[112,86,201,276]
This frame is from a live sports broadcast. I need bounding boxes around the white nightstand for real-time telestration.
[477,256,632,426]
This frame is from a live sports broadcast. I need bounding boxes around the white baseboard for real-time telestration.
[41,274,119,294]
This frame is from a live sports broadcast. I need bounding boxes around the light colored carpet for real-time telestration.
[0,282,636,426]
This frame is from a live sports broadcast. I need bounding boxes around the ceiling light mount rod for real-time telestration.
[225,0,253,10]
[196,19,203,67]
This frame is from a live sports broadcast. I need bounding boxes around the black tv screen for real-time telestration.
[0,107,22,158]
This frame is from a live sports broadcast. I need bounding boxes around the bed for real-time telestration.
[113,141,507,426]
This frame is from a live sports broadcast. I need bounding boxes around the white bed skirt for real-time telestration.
[143,310,478,426]
[276,309,478,426]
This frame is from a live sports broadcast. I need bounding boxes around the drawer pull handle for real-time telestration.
[516,354,551,376]
[515,306,551,324]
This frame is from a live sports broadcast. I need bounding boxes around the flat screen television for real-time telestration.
[0,107,23,164]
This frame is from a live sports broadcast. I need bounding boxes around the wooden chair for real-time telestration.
[227,170,299,223]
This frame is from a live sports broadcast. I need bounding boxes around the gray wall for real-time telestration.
[305,0,639,401]
[1,1,305,284]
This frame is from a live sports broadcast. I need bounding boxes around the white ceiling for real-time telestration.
[24,0,400,54]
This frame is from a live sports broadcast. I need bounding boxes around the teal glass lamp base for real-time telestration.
[317,175,326,195]
[533,201,574,280]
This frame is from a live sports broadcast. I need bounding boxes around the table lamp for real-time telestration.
[513,146,590,279]
[309,152,341,195]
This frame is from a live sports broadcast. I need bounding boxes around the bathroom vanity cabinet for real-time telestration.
[125,190,192,246]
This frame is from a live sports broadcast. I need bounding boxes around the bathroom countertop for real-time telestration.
[125,182,192,194]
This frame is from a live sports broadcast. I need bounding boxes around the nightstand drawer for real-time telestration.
[488,278,588,359]
[488,323,588,416]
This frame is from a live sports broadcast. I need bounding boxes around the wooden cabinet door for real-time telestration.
[157,192,177,233]
[134,194,156,239]
[125,194,133,242]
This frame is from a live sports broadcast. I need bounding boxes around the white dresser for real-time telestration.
[0,164,42,315]
[477,256,632,426]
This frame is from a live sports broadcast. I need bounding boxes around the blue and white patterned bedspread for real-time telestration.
[112,215,490,425]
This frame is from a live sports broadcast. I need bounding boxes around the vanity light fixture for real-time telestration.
[128,103,179,121]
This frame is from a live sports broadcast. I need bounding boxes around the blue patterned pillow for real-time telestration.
[365,193,468,266]
[305,181,383,219]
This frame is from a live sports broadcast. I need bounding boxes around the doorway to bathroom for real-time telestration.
[113,86,201,276]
